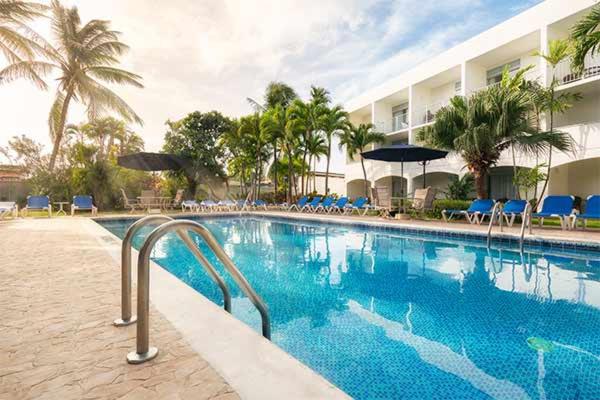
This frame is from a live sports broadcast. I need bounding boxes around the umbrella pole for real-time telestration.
[422,162,426,189]
[401,161,404,213]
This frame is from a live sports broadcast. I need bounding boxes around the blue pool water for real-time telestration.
[98,216,600,400]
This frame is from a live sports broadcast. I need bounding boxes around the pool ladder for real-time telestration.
[113,215,271,364]
[487,202,532,252]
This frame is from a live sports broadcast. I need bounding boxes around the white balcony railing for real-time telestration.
[468,68,541,95]
[554,53,600,86]
[375,115,409,134]
[412,100,450,126]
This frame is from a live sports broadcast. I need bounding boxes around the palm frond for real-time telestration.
[0,59,54,89]
[85,66,143,88]
[48,90,65,140]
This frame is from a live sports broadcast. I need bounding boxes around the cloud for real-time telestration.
[0,0,542,171]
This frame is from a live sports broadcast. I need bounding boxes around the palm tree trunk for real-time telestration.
[360,156,370,198]
[273,139,278,197]
[325,138,332,195]
[287,149,293,203]
[473,168,487,199]
[48,89,74,172]
[301,133,308,195]
[307,154,313,194]
[537,99,554,208]
[511,144,520,199]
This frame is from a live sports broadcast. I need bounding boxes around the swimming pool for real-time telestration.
[98,215,600,400]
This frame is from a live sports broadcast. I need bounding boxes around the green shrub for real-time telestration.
[428,199,472,219]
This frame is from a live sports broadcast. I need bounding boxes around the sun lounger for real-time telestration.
[182,200,199,212]
[313,197,335,213]
[0,201,18,219]
[572,195,600,229]
[288,196,309,211]
[532,195,574,230]
[200,200,219,212]
[120,188,142,213]
[71,195,97,216]
[328,197,349,214]
[21,195,52,217]
[500,199,528,227]
[442,199,494,224]
[217,199,237,211]
[253,200,268,210]
[301,196,322,212]
[343,197,369,215]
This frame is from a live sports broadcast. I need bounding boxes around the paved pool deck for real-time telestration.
[0,217,238,400]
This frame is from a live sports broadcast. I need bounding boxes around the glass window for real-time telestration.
[392,102,409,131]
[486,59,520,85]
[454,81,462,94]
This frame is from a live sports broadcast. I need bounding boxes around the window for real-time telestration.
[486,59,520,85]
[392,102,409,131]
[454,81,462,95]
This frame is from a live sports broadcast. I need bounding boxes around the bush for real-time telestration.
[428,199,472,219]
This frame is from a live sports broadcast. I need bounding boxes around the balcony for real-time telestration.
[375,114,409,134]
[554,54,600,86]
[412,100,450,127]
[469,67,541,94]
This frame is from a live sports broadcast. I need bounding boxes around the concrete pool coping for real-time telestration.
[86,217,351,400]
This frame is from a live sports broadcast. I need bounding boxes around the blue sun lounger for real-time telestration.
[442,199,495,224]
[288,196,309,211]
[328,197,349,214]
[532,195,574,230]
[343,197,369,215]
[313,197,335,213]
[71,195,97,216]
[301,196,322,212]
[572,195,600,230]
[22,195,52,217]
[500,199,528,227]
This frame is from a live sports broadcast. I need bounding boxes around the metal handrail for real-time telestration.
[127,220,271,364]
[486,202,502,248]
[114,215,232,328]
[519,202,532,252]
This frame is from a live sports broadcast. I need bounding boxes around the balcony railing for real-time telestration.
[412,100,450,126]
[554,54,600,86]
[375,115,409,134]
[468,68,541,94]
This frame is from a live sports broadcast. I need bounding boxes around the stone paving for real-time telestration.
[0,218,239,400]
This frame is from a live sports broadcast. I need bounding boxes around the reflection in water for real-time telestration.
[99,217,600,400]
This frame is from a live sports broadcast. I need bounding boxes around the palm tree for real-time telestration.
[264,81,297,109]
[240,113,269,200]
[260,105,288,197]
[338,123,385,198]
[0,0,49,88]
[533,39,581,202]
[570,4,600,73]
[318,105,349,194]
[305,132,328,193]
[421,88,574,199]
[1,0,144,172]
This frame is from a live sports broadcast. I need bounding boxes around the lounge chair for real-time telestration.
[252,199,268,210]
[344,197,369,215]
[313,197,335,213]
[217,199,237,211]
[71,195,98,216]
[572,195,600,230]
[500,199,528,227]
[328,197,349,214]
[301,196,322,212]
[120,188,142,213]
[288,196,309,211]
[409,187,436,213]
[21,195,52,217]
[181,200,199,212]
[442,199,494,224]
[369,187,391,217]
[200,200,219,212]
[171,189,185,209]
[532,195,574,230]
[0,201,18,219]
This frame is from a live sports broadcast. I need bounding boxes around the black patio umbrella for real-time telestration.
[117,152,191,171]
[361,144,448,195]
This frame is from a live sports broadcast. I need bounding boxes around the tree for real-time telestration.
[163,111,233,197]
[446,174,474,200]
[264,81,297,109]
[534,39,581,203]
[0,0,49,88]
[0,0,144,172]
[239,113,270,200]
[318,105,348,194]
[421,88,573,199]
[305,132,328,193]
[260,105,287,197]
[570,4,600,73]
[338,123,385,198]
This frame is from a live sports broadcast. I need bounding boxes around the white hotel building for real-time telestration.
[344,0,600,201]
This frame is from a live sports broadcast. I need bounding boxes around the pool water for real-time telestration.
[99,216,600,400]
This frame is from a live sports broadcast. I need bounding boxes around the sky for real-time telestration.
[0,0,543,172]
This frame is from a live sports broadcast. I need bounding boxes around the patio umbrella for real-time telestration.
[117,152,191,171]
[361,144,448,195]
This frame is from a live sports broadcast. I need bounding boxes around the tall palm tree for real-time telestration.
[240,113,269,200]
[338,123,385,198]
[305,132,328,193]
[0,0,49,88]
[533,39,581,202]
[571,4,600,73]
[260,105,287,197]
[1,0,144,172]
[318,105,349,194]
[264,81,297,109]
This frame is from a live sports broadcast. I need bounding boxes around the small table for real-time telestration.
[54,201,70,216]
